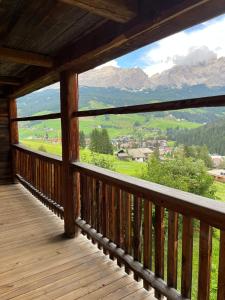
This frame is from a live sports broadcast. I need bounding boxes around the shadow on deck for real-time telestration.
[0,184,155,300]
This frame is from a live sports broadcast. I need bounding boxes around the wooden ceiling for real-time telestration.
[0,0,224,98]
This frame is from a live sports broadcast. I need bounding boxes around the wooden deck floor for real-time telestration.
[0,184,155,300]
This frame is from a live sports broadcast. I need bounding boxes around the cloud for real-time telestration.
[95,59,119,69]
[142,15,225,76]
[173,46,217,66]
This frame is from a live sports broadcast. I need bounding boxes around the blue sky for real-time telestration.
[98,14,225,77]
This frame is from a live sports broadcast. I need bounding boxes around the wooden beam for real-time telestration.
[60,71,80,238]
[0,76,21,86]
[72,95,225,117]
[9,98,19,183]
[0,47,53,68]
[60,0,137,23]
[12,112,61,122]
[10,0,225,98]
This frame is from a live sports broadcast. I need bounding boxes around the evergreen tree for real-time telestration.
[79,131,86,148]
[89,128,113,154]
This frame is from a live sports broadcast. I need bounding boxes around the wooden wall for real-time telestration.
[0,98,12,184]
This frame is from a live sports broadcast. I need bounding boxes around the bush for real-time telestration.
[38,145,47,153]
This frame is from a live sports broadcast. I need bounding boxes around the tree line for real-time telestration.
[167,119,225,155]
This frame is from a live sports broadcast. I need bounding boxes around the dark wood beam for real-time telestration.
[0,47,54,68]
[60,71,80,238]
[72,95,225,117]
[9,98,19,183]
[60,0,137,23]
[12,112,61,122]
[10,0,225,98]
[0,76,21,86]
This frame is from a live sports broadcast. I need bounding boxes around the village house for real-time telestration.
[211,155,225,168]
[128,148,153,162]
[208,169,225,183]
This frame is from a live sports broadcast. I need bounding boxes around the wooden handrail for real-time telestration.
[12,144,62,164]
[72,95,225,118]
[73,161,225,231]
[12,112,61,122]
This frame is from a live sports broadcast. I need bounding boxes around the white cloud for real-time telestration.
[35,82,60,92]
[95,59,119,69]
[143,15,225,77]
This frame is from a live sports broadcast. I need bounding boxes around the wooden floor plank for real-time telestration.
[0,184,155,300]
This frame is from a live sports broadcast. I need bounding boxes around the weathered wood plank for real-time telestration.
[0,184,153,300]
[0,46,53,67]
[60,0,137,23]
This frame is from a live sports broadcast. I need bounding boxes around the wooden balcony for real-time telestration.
[0,183,155,300]
[2,144,223,300]
[1,2,225,299]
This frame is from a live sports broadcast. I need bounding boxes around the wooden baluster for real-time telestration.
[167,211,178,290]
[101,183,107,236]
[80,174,85,220]
[124,192,132,274]
[109,185,115,241]
[154,205,164,299]
[181,216,193,299]
[105,185,109,239]
[133,196,142,281]
[217,230,225,300]
[91,177,96,231]
[115,187,122,266]
[198,222,212,300]
[143,200,152,290]
[86,176,91,237]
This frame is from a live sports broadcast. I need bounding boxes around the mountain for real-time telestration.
[79,66,150,90]
[169,118,225,155]
[79,57,225,89]
[149,57,225,89]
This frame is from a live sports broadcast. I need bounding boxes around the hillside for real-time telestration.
[169,118,225,155]
[17,86,225,123]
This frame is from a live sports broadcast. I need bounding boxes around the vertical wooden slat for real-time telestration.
[198,222,212,300]
[115,187,122,266]
[154,205,164,299]
[143,200,152,290]
[167,211,178,289]
[9,98,19,182]
[133,196,142,281]
[181,216,193,299]
[60,71,80,238]
[217,230,225,300]
[124,192,131,274]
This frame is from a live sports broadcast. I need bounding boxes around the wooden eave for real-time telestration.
[0,0,224,98]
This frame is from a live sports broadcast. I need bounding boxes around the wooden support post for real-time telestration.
[60,71,80,238]
[9,98,19,182]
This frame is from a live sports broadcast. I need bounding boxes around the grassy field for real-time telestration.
[21,139,224,299]
[19,112,201,140]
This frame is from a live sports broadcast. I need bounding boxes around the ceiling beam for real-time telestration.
[10,0,225,98]
[60,0,137,23]
[0,47,54,68]
[0,76,21,86]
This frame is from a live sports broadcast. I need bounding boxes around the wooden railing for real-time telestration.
[13,144,225,300]
[13,144,64,218]
[73,162,225,300]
